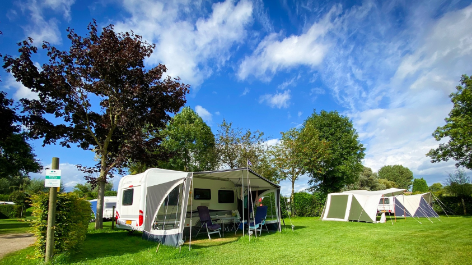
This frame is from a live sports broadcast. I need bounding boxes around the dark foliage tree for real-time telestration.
[302,110,365,194]
[3,21,189,229]
[412,178,428,193]
[427,75,472,169]
[378,165,413,190]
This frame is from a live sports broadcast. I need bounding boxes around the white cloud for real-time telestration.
[3,74,39,100]
[237,5,339,81]
[241,87,250,96]
[115,0,253,88]
[298,111,302,117]
[259,89,291,108]
[195,105,212,123]
[17,0,75,45]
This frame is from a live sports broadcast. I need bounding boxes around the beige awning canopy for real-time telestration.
[342,188,406,196]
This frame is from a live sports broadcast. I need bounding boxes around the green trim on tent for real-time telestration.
[348,196,373,223]
[326,195,349,219]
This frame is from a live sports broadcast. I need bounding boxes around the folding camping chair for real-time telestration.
[195,206,221,240]
[249,206,268,236]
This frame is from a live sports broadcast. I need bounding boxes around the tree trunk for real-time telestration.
[462,197,466,215]
[291,179,295,217]
[95,176,106,229]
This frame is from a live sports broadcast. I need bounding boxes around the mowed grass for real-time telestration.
[0,218,33,235]
[1,216,471,264]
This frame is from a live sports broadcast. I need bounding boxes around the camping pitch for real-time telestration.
[115,168,281,248]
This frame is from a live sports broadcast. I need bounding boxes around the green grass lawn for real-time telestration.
[0,218,33,235]
[1,216,471,264]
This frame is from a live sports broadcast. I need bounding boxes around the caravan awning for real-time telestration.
[193,168,279,190]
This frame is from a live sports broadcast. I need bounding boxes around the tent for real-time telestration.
[115,168,281,247]
[393,193,439,218]
[321,188,405,223]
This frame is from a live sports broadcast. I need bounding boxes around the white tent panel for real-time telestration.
[352,194,382,222]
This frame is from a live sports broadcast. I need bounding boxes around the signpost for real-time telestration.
[45,157,60,263]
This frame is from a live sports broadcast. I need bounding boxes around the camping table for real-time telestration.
[212,216,238,236]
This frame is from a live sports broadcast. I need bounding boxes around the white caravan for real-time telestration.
[89,196,117,221]
[115,168,281,247]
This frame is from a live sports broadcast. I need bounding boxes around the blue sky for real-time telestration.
[1,0,472,195]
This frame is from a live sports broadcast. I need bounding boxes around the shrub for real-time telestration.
[0,194,11,201]
[292,192,326,217]
[434,195,472,215]
[0,204,22,218]
[30,192,91,259]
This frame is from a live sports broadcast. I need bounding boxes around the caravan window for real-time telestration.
[122,189,134,205]
[379,198,390,204]
[218,190,234,203]
[194,189,211,200]
[165,186,180,206]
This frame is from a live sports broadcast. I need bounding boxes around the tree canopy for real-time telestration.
[378,165,413,190]
[159,107,217,172]
[412,178,428,193]
[3,21,189,229]
[345,166,385,191]
[302,110,365,194]
[427,75,472,169]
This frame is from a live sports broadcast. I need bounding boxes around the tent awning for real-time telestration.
[193,168,280,190]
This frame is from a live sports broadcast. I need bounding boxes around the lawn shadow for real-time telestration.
[0,219,32,234]
[66,230,156,263]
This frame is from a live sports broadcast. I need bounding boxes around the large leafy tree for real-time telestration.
[345,166,385,191]
[412,178,428,193]
[215,119,267,169]
[3,21,189,229]
[378,165,413,190]
[427,75,472,169]
[302,110,365,194]
[272,127,328,215]
[160,107,217,172]
[0,92,41,185]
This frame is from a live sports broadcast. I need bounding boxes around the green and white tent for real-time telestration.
[321,188,405,223]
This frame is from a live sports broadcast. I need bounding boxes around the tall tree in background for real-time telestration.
[427,75,472,169]
[272,128,305,215]
[302,110,364,194]
[378,165,413,190]
[445,169,472,215]
[3,21,189,229]
[159,107,217,172]
[215,120,266,169]
[345,166,385,191]
[412,178,428,193]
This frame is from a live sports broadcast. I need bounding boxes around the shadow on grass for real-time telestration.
[66,230,156,263]
[0,219,32,234]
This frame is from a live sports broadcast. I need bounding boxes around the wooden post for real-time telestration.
[45,157,59,263]
[112,206,115,230]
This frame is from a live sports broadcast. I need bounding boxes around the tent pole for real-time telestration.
[431,192,449,217]
[393,193,396,223]
[189,173,193,251]
[241,170,244,238]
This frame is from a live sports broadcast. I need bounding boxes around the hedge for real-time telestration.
[30,192,91,259]
[292,192,326,217]
[434,195,472,215]
[0,204,22,219]
[0,194,10,201]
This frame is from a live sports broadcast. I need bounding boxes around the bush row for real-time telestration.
[291,192,326,217]
[0,204,22,219]
[433,195,472,215]
[30,192,91,258]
